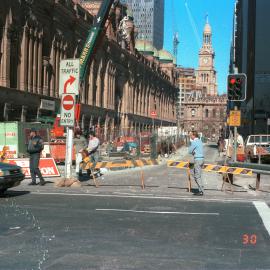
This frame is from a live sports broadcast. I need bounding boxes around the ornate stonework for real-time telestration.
[196,18,217,96]
[179,18,227,139]
[0,0,178,141]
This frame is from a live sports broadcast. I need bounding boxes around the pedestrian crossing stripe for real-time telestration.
[167,161,253,176]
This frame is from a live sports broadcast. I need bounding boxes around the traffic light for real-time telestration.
[227,73,247,101]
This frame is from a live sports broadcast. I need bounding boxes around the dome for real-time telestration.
[158,49,174,63]
[204,22,211,33]
[135,40,155,55]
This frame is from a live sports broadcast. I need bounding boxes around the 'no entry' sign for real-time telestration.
[60,93,75,127]
[62,94,74,110]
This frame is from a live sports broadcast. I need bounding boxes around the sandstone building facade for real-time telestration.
[180,20,227,139]
[0,0,178,140]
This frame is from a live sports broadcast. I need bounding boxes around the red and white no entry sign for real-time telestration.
[62,94,74,110]
[151,111,157,117]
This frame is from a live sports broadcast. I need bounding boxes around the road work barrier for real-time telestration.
[167,160,253,193]
[228,161,270,191]
[80,158,159,189]
[82,159,159,171]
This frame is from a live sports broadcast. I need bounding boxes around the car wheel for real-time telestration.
[0,188,7,194]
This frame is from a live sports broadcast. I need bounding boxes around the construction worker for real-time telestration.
[74,128,88,178]
[87,130,100,170]
[27,128,45,186]
[189,131,205,196]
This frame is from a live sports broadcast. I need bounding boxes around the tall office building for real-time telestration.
[125,0,164,50]
[233,0,270,135]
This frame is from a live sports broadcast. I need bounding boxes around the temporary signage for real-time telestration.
[59,59,80,96]
[7,158,60,178]
[60,94,75,127]
[75,104,81,121]
[229,110,241,127]
[40,99,55,111]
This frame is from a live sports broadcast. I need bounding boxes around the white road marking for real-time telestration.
[253,201,270,236]
[30,191,263,203]
[96,208,220,215]
[113,192,154,196]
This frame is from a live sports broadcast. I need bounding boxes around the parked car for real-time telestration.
[0,162,25,193]
[245,135,270,163]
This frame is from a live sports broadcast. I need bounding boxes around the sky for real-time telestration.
[163,0,235,94]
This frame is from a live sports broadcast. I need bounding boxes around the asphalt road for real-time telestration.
[0,192,270,270]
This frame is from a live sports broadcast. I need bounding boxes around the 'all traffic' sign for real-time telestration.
[59,59,80,96]
[60,94,75,127]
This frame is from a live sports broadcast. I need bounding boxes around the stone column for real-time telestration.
[19,26,28,91]
[32,31,38,93]
[0,24,11,87]
[27,28,33,92]
[50,40,55,97]
[55,42,60,97]
[88,63,94,106]
[21,106,27,122]
[37,32,43,94]
[89,115,94,130]
[103,66,109,109]
[43,57,50,96]
[96,66,102,107]
[104,114,109,141]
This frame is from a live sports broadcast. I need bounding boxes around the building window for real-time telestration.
[205,109,209,118]
[213,109,216,118]
[191,109,195,117]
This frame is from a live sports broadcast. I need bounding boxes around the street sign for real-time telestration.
[229,110,241,126]
[151,111,157,117]
[60,94,75,126]
[59,59,80,96]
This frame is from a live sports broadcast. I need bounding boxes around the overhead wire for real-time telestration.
[184,0,201,48]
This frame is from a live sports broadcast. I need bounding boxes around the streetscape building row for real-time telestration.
[0,0,178,140]
[178,19,227,140]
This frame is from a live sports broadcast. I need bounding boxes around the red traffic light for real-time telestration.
[230,78,236,84]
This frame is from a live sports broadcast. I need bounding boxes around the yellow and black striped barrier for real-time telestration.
[80,158,159,190]
[167,160,253,193]
[82,159,159,170]
[167,160,253,176]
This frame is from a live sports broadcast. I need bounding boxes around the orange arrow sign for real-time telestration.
[64,75,76,94]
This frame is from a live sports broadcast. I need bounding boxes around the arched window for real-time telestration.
[205,109,209,118]
[191,109,195,117]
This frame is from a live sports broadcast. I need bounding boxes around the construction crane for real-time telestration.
[173,32,179,64]
[79,0,115,82]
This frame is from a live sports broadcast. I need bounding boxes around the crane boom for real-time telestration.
[79,0,115,82]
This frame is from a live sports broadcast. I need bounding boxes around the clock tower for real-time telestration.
[196,17,217,96]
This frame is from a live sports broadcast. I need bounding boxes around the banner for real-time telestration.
[7,158,60,178]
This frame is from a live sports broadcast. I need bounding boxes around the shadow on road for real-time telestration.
[0,190,30,198]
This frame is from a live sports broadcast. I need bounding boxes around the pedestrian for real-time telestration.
[237,133,244,147]
[73,128,88,178]
[87,130,100,169]
[189,131,204,195]
[27,128,45,186]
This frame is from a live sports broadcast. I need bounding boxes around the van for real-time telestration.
[245,135,270,163]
